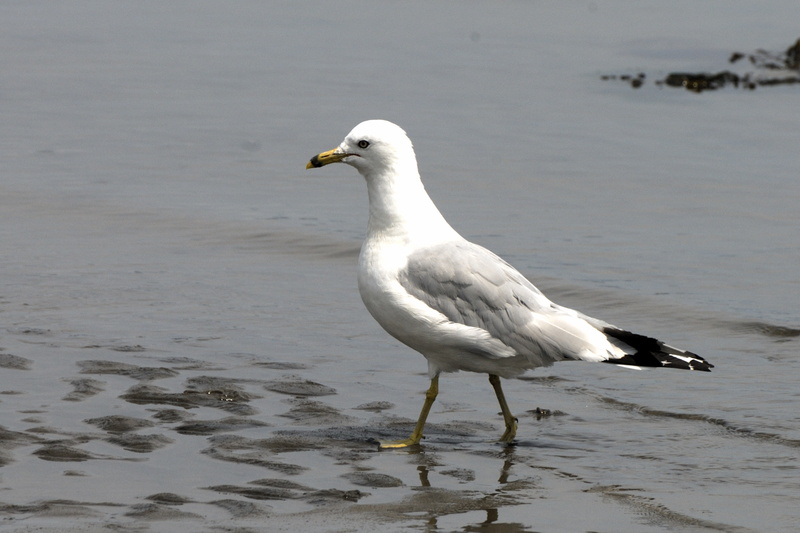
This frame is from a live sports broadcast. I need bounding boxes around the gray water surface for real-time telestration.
[2,2,799,532]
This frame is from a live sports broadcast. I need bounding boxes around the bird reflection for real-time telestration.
[410,446,536,532]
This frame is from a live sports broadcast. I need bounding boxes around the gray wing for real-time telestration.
[397,240,714,372]
[397,240,605,366]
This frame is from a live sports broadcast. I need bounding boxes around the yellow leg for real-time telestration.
[489,374,517,443]
[379,375,439,449]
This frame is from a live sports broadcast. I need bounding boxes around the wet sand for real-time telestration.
[2,303,795,532]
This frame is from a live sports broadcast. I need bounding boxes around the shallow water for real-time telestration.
[2,1,799,532]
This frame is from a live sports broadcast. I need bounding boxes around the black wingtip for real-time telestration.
[602,327,713,371]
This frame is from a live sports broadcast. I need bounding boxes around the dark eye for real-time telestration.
[357,140,370,149]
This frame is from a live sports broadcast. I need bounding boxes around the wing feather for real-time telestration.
[398,241,616,366]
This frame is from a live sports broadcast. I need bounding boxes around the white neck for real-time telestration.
[362,161,459,245]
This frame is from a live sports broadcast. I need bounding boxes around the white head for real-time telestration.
[306,120,418,180]
[306,120,458,240]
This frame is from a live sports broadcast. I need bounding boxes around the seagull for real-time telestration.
[306,120,712,448]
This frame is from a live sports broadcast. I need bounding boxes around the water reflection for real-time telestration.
[403,444,540,532]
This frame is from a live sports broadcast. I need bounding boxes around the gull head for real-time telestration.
[306,120,416,179]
